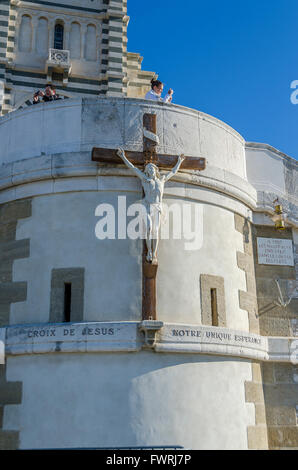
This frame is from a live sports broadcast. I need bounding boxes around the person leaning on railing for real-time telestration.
[145,79,173,103]
[42,84,62,102]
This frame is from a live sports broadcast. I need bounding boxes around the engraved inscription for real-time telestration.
[257,238,294,266]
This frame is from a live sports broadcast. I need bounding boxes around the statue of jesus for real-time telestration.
[117,148,185,264]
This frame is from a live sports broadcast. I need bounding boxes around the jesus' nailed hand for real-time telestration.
[116,147,185,263]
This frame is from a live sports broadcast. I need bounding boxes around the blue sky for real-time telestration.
[127,0,298,160]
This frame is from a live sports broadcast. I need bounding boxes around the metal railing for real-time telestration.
[48,48,70,65]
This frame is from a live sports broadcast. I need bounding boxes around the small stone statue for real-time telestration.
[117,148,185,263]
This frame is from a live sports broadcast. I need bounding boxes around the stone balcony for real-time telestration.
[45,48,72,84]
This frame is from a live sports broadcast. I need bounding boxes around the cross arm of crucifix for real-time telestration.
[92,148,206,172]
[92,112,206,173]
[116,147,146,180]
[163,155,185,182]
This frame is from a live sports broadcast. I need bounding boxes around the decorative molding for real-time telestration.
[256,191,298,227]
[138,320,164,349]
[246,142,298,166]
[1,321,297,364]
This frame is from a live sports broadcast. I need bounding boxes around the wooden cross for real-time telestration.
[92,113,206,321]
[92,116,206,171]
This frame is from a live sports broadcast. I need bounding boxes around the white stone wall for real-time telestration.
[0,98,255,329]
[10,190,247,329]
[157,198,248,330]
[3,352,254,450]
[246,143,298,227]
[11,191,142,324]
[2,98,296,451]
[246,144,287,195]
[0,98,247,178]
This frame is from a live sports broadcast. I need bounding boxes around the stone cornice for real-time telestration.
[246,142,298,166]
[1,321,297,364]
[0,153,257,218]
[15,1,107,20]
[0,99,296,227]
[1,154,298,227]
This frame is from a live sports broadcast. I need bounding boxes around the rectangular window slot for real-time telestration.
[211,288,218,327]
[64,283,72,323]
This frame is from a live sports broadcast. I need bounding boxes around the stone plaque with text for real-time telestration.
[257,238,294,266]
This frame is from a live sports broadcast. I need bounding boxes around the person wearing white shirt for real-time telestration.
[145,79,174,103]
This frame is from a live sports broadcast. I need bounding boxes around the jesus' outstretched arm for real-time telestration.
[117,148,145,180]
[164,155,185,182]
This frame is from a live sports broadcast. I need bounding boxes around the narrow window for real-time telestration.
[211,288,218,327]
[64,283,71,322]
[54,24,64,50]
[50,268,84,323]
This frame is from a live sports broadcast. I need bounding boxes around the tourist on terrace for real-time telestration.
[145,79,173,103]
[42,84,55,102]
[32,90,44,105]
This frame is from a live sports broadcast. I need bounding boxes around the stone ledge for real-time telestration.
[1,321,296,363]
[0,155,258,213]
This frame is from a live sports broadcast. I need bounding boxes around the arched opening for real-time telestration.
[84,24,97,61]
[54,23,64,50]
[36,17,48,55]
[70,22,81,59]
[19,15,33,52]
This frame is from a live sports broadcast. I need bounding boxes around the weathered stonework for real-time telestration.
[245,362,269,449]
[50,268,85,323]
[235,215,259,334]
[253,226,296,337]
[0,199,31,450]
[200,274,226,327]
[0,364,22,450]
[262,362,298,450]
[240,222,298,450]
[0,199,31,326]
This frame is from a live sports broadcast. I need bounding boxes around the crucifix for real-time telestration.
[92,113,206,321]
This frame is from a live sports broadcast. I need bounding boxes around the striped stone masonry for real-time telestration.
[0,0,156,112]
[0,0,9,59]
[6,0,16,61]
[0,0,16,114]
[127,52,156,98]
[103,7,126,97]
[0,0,9,114]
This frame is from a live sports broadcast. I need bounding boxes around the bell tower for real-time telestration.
[0,0,156,114]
